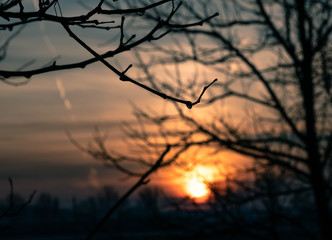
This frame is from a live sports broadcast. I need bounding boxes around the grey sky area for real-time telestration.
[0,0,176,203]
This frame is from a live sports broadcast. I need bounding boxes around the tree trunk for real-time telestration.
[296,1,331,238]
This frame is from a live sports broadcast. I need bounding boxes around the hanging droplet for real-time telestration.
[186,103,192,109]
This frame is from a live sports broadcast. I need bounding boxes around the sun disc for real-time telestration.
[183,165,216,199]
[186,177,209,198]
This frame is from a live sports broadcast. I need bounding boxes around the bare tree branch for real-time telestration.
[86,145,170,240]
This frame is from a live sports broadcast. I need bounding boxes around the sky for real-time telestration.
[0,0,226,205]
[0,0,259,208]
[0,1,150,202]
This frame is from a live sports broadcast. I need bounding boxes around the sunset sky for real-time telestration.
[0,0,231,205]
[2,1,331,239]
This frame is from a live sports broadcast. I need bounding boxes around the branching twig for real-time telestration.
[62,23,217,108]
[1,0,218,107]
[86,145,171,240]
[0,178,36,232]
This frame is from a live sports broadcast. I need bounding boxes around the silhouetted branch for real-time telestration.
[86,145,171,240]
[60,8,217,108]
[1,0,218,107]
[0,178,36,232]
[0,25,25,62]
[114,1,331,238]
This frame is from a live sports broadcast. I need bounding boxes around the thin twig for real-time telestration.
[0,178,36,219]
[62,23,217,108]
[189,78,218,108]
[86,145,171,240]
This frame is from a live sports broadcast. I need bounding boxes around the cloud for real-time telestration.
[56,78,73,112]
[33,0,76,122]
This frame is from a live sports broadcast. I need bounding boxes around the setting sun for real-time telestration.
[187,178,209,198]
[185,165,215,199]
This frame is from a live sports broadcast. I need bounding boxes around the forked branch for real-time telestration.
[86,145,171,240]
[62,23,217,108]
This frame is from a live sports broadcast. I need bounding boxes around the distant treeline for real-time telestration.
[0,184,321,240]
